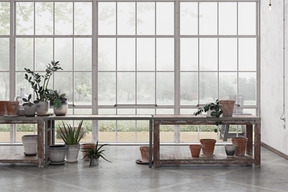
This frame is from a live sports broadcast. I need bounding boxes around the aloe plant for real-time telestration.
[59,120,84,145]
[81,141,111,166]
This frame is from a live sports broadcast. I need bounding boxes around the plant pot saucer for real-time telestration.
[49,161,65,165]
[24,152,37,156]
[136,159,150,165]
[37,112,53,116]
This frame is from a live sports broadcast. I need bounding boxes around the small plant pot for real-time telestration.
[219,100,235,117]
[140,146,153,162]
[0,101,7,116]
[225,144,236,156]
[53,103,68,116]
[22,135,38,156]
[36,101,49,115]
[232,137,247,156]
[23,105,36,117]
[90,158,99,166]
[200,139,216,157]
[48,145,67,165]
[66,144,80,163]
[189,144,202,157]
[81,143,96,161]
[6,101,19,116]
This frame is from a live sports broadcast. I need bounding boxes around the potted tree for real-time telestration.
[48,90,68,116]
[60,120,84,163]
[24,60,62,115]
[81,141,110,166]
[22,94,36,117]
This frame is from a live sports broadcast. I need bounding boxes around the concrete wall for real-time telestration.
[261,0,288,155]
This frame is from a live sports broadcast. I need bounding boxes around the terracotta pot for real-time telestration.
[0,101,8,116]
[140,146,153,162]
[80,143,96,161]
[189,144,201,157]
[200,139,216,157]
[219,100,235,117]
[6,101,19,115]
[232,137,247,156]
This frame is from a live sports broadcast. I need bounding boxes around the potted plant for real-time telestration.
[60,120,84,163]
[48,90,68,116]
[24,60,62,114]
[194,99,223,118]
[81,141,110,166]
[22,94,36,117]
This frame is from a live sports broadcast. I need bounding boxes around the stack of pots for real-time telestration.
[232,137,248,156]
[0,101,19,116]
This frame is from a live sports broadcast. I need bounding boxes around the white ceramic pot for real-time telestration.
[53,103,68,116]
[23,105,36,117]
[66,144,80,163]
[36,101,49,115]
[90,158,99,166]
[22,135,38,156]
[48,145,67,164]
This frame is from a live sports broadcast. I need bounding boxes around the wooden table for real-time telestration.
[0,116,45,168]
[153,115,261,168]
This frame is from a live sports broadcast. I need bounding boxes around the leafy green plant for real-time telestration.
[24,60,62,102]
[60,120,84,145]
[194,99,223,118]
[81,141,111,166]
[22,94,34,107]
[48,90,67,109]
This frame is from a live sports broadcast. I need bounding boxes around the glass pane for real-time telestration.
[157,38,174,71]
[156,109,174,114]
[0,125,10,142]
[99,120,116,142]
[98,109,116,115]
[137,120,149,142]
[117,72,135,104]
[137,38,155,71]
[54,72,73,102]
[118,3,135,35]
[55,2,73,35]
[156,3,174,35]
[117,120,136,142]
[16,72,33,98]
[219,72,237,99]
[199,3,217,35]
[239,72,256,105]
[137,109,155,115]
[219,3,237,35]
[0,2,10,35]
[55,38,72,71]
[239,38,256,71]
[157,72,174,105]
[16,38,33,71]
[0,38,9,71]
[137,72,155,104]
[16,2,34,35]
[200,38,217,71]
[35,2,53,35]
[35,38,53,71]
[199,72,218,103]
[137,3,155,35]
[0,72,9,100]
[180,72,198,105]
[117,109,135,115]
[98,72,116,105]
[117,38,135,71]
[219,38,237,71]
[238,2,256,35]
[75,2,92,35]
[98,3,116,35]
[180,109,197,115]
[180,2,198,35]
[98,38,116,71]
[180,38,198,71]
[74,38,92,71]
[75,72,92,105]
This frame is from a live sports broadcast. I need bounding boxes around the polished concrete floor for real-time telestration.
[0,145,287,192]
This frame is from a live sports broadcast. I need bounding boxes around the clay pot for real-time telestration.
[189,144,202,157]
[219,100,235,117]
[81,143,96,161]
[232,137,247,156]
[200,139,216,157]
[0,101,8,116]
[6,101,19,115]
[140,146,153,162]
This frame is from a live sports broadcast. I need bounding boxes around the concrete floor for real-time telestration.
[0,146,287,192]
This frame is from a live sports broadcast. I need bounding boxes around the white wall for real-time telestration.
[261,0,288,155]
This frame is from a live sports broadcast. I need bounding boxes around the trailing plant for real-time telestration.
[24,60,62,102]
[60,120,84,145]
[48,90,67,109]
[81,141,111,166]
[22,94,34,107]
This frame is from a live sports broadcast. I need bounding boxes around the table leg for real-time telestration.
[149,119,153,168]
[37,121,44,168]
[246,124,253,156]
[44,119,49,168]
[153,120,160,168]
[254,122,261,167]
